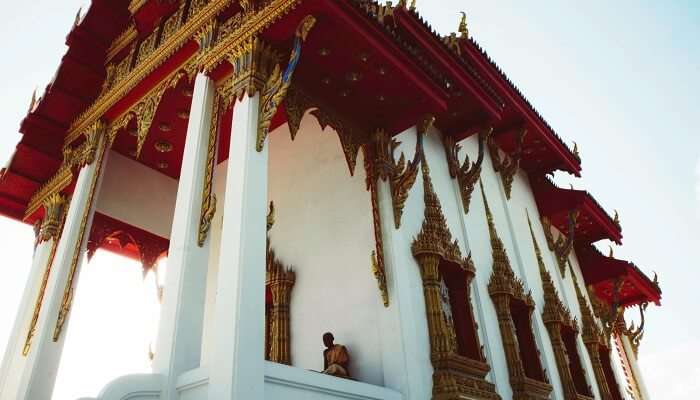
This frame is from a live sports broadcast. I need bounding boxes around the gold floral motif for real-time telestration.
[487,129,526,200]
[480,181,552,400]
[53,128,109,342]
[257,16,316,152]
[37,193,67,243]
[444,128,490,214]
[411,152,499,400]
[23,194,68,356]
[66,0,231,145]
[199,0,303,74]
[265,251,295,364]
[197,93,220,247]
[541,211,578,277]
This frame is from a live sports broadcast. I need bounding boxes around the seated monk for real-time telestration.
[322,332,350,378]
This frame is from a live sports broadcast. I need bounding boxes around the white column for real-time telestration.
[620,335,651,400]
[208,93,267,400]
[375,127,432,400]
[6,132,109,400]
[0,221,61,398]
[153,73,215,398]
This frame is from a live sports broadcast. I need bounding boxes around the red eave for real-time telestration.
[461,40,581,176]
[578,245,661,307]
[393,8,502,120]
[533,177,622,245]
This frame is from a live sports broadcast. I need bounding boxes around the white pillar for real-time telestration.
[208,93,267,400]
[0,202,64,398]
[375,127,432,400]
[153,72,215,398]
[620,335,651,400]
[4,131,109,400]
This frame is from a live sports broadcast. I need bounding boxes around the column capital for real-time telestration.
[37,193,67,243]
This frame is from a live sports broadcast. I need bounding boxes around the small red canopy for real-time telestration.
[532,177,622,245]
[577,245,661,307]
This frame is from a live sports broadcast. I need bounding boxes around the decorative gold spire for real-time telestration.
[613,209,620,227]
[73,7,82,29]
[572,141,580,159]
[458,12,468,39]
[527,212,573,327]
[411,146,470,267]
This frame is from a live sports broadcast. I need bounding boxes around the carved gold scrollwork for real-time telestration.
[541,210,578,277]
[488,128,526,200]
[480,181,552,400]
[372,116,431,229]
[25,120,105,220]
[266,249,296,365]
[618,302,647,358]
[53,124,109,342]
[444,128,490,214]
[284,85,362,175]
[363,144,389,307]
[411,149,499,400]
[256,15,316,152]
[23,194,68,356]
[197,93,220,247]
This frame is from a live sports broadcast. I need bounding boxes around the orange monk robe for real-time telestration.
[323,344,350,377]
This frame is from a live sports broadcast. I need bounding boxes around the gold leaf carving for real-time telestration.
[444,128,490,214]
[541,211,578,277]
[487,128,526,200]
[257,15,316,152]
[198,93,220,247]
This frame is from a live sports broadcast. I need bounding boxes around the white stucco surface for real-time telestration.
[97,151,178,239]
[267,114,383,386]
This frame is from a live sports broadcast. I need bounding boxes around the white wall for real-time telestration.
[266,115,383,385]
[96,151,178,239]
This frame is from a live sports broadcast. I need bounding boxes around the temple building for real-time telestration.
[0,1,661,399]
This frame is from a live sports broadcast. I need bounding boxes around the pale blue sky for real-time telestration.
[0,1,697,399]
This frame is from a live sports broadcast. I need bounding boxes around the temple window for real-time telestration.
[411,154,499,399]
[481,183,552,400]
[441,260,483,361]
[510,300,545,381]
[528,216,593,399]
[599,347,623,400]
[562,327,591,395]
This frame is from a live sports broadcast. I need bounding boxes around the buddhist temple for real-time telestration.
[0,1,661,399]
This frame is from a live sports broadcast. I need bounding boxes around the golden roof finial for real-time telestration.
[613,209,620,226]
[458,12,468,39]
[73,7,82,28]
[608,245,614,258]
[572,141,579,158]
[28,88,37,113]
[409,0,416,11]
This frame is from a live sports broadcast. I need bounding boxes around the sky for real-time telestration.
[0,1,698,399]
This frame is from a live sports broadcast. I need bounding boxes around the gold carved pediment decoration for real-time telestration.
[444,128,491,214]
[487,128,526,200]
[541,211,578,277]
[284,85,362,176]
